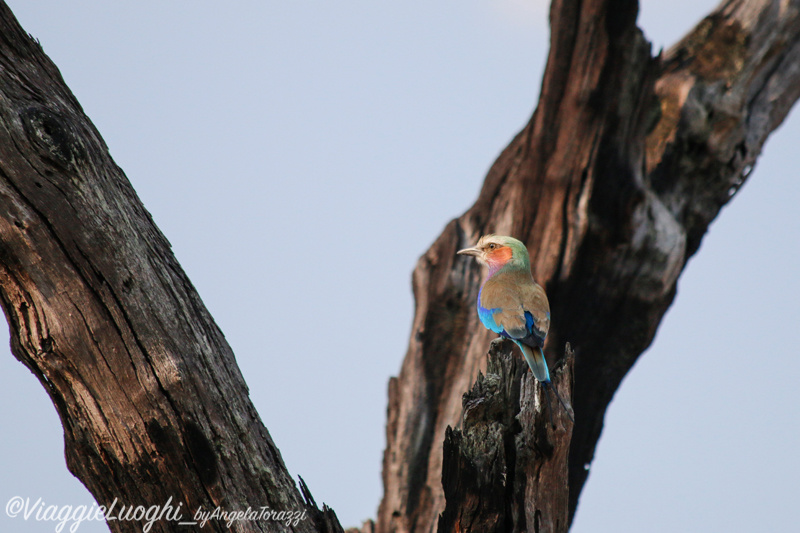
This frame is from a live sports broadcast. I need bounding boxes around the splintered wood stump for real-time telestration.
[438,341,574,533]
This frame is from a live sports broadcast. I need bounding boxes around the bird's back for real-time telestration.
[479,267,550,346]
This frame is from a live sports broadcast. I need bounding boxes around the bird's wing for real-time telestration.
[494,306,528,339]
[480,273,550,346]
[480,279,529,339]
[518,282,550,346]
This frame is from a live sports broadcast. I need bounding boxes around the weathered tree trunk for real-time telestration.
[437,341,574,533]
[0,4,342,532]
[378,1,800,531]
[3,0,800,531]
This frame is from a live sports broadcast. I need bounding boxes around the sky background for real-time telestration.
[0,1,798,532]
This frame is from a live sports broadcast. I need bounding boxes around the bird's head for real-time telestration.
[457,234,530,274]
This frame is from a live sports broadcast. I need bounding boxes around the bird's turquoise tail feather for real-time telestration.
[519,342,574,423]
[517,342,550,383]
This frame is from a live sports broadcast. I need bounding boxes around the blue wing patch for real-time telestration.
[524,311,534,330]
[477,286,504,334]
[523,310,547,347]
[477,301,504,334]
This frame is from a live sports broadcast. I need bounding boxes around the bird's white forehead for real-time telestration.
[476,234,507,247]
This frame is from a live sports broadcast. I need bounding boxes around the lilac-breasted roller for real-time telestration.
[458,234,573,423]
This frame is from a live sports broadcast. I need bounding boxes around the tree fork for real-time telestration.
[378,1,800,531]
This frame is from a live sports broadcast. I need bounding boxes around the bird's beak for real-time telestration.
[457,246,481,257]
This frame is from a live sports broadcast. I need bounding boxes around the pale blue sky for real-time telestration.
[1,2,797,532]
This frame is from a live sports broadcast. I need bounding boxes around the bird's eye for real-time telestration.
[488,243,496,250]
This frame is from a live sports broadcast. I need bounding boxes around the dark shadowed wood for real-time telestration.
[437,340,573,533]
[2,0,800,531]
[377,1,800,531]
[0,3,343,532]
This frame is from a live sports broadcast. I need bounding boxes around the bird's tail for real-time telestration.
[518,343,550,383]
[543,382,574,424]
[519,343,574,424]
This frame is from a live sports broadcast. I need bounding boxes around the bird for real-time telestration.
[457,234,573,424]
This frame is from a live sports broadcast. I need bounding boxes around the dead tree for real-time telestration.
[1,0,799,532]
[377,1,800,532]
[436,342,575,533]
[0,3,343,532]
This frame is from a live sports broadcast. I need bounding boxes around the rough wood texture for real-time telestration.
[0,4,342,532]
[437,340,573,533]
[377,1,800,531]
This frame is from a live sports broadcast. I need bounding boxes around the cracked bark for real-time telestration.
[437,341,574,533]
[0,4,343,532]
[2,1,799,532]
[377,1,800,531]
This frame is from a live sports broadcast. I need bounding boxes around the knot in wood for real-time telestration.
[21,106,88,174]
